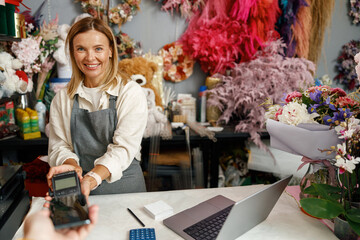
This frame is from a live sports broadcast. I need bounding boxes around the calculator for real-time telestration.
[129,228,156,240]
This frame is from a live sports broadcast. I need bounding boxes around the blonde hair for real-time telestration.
[65,17,128,97]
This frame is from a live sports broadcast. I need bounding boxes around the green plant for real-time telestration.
[300,165,360,236]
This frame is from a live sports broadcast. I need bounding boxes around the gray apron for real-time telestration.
[70,94,146,195]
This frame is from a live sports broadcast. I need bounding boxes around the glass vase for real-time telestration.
[299,162,336,199]
[334,216,358,240]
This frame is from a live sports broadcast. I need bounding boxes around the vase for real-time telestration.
[299,162,336,199]
[334,217,359,240]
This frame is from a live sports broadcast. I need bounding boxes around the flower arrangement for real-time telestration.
[334,40,360,90]
[154,0,205,19]
[265,85,360,126]
[158,42,194,82]
[11,15,59,99]
[349,0,360,25]
[78,0,141,28]
[115,31,142,60]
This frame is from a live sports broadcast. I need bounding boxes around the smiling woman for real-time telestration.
[47,17,148,197]
[72,30,113,87]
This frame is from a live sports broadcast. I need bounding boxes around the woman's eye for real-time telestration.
[77,47,84,51]
[96,47,103,51]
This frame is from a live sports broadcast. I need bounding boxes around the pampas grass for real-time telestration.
[207,39,315,149]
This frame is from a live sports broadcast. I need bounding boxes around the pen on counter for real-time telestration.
[127,208,145,227]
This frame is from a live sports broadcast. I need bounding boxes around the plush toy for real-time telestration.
[142,87,169,138]
[0,51,32,98]
[118,57,163,108]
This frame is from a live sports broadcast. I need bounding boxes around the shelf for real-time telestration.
[0,35,21,42]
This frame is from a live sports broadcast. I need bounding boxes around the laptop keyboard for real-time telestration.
[183,205,233,240]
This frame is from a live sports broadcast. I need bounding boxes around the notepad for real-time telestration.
[144,200,173,220]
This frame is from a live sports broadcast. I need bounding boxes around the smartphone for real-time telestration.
[49,171,90,229]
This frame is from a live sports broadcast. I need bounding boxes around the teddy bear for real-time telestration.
[0,51,32,99]
[118,56,163,108]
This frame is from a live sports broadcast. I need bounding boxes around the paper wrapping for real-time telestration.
[266,119,342,160]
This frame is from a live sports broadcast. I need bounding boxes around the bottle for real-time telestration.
[198,86,207,123]
[35,100,46,133]
[25,108,39,132]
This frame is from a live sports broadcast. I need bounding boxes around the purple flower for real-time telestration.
[325,97,337,111]
[323,115,333,125]
[308,103,321,113]
[309,89,322,103]
[338,108,353,120]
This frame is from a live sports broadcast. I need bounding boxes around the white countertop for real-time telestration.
[13,185,337,240]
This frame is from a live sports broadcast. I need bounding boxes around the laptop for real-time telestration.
[163,175,292,240]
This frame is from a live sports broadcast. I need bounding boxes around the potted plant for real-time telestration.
[300,116,360,239]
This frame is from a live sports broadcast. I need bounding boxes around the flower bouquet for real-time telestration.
[265,84,360,200]
[265,85,360,157]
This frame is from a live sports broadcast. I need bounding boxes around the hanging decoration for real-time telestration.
[76,1,142,60]
[115,31,141,60]
[293,0,311,58]
[206,39,315,150]
[158,42,194,82]
[349,0,360,25]
[307,0,335,65]
[179,0,281,75]
[154,0,206,19]
[77,0,141,29]
[334,40,360,90]
[276,0,309,57]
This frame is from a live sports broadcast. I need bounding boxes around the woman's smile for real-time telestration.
[73,30,112,87]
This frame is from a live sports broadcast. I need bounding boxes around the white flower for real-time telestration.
[264,104,281,120]
[277,102,318,126]
[335,116,360,139]
[335,157,357,173]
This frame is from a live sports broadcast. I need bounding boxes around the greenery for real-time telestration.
[300,164,360,235]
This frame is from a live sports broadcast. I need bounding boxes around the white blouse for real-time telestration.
[48,78,148,183]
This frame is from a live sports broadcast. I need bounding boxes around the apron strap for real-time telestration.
[73,94,80,109]
[109,95,117,109]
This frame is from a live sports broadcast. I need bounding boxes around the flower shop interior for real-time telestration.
[1,0,360,239]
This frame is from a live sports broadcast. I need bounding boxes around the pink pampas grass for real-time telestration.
[207,39,315,149]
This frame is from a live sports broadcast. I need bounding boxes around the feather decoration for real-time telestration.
[242,0,281,62]
[276,0,304,57]
[179,0,251,74]
[308,0,335,65]
[292,0,311,58]
[230,0,258,22]
[179,0,281,73]
[206,39,315,150]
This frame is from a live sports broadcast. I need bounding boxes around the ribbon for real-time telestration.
[298,156,336,185]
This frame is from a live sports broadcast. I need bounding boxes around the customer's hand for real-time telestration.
[23,204,99,240]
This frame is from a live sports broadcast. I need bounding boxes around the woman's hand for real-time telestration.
[80,178,92,200]
[47,160,83,190]
[24,204,99,240]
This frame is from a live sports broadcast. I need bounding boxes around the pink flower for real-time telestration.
[285,91,302,103]
[335,97,359,108]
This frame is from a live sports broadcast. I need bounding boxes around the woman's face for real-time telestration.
[73,30,112,87]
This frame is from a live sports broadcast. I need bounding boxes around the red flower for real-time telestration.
[330,88,347,97]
